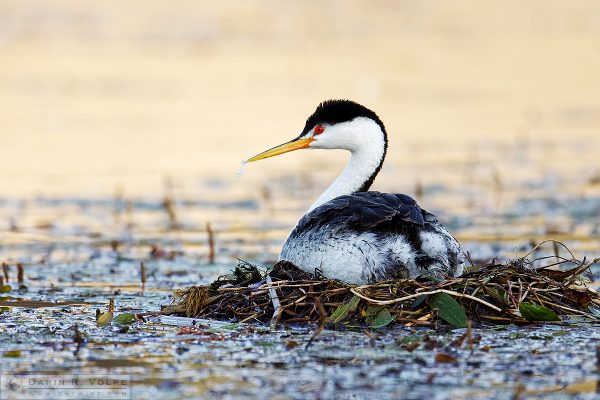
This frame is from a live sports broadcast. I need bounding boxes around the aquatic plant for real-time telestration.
[163,241,599,328]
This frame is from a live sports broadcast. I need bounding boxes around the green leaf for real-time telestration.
[0,285,11,293]
[427,293,468,328]
[363,305,379,318]
[411,294,428,309]
[211,323,240,331]
[96,311,114,327]
[113,313,136,326]
[486,287,508,306]
[3,350,21,358]
[519,302,560,321]
[329,295,360,324]
[368,308,394,329]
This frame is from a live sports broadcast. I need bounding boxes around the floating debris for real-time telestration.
[72,325,84,356]
[0,274,10,293]
[2,263,8,283]
[163,242,600,328]
[16,263,24,284]
[162,177,179,230]
[96,298,115,327]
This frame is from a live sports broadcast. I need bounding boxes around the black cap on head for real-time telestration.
[301,99,387,136]
[300,99,388,192]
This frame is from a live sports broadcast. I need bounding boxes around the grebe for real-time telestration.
[246,99,465,284]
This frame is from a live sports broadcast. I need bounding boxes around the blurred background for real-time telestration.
[0,0,599,262]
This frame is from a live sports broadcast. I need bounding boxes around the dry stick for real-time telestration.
[206,223,215,264]
[239,313,261,323]
[305,288,348,295]
[255,281,330,290]
[523,239,576,262]
[266,275,282,328]
[507,281,518,309]
[2,263,8,283]
[467,321,473,353]
[219,287,253,293]
[527,285,545,306]
[305,325,324,350]
[163,178,178,230]
[280,295,308,308]
[17,263,24,284]
[553,241,560,262]
[287,302,313,307]
[350,288,502,312]
[525,286,561,293]
[537,298,593,317]
[517,278,524,303]
[537,259,577,272]
[480,315,514,322]
[405,312,433,327]
[140,262,146,292]
[248,290,269,296]
[565,258,599,286]
[534,290,595,316]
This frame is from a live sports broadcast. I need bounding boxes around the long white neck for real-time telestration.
[307,118,386,212]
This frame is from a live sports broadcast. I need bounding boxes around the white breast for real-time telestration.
[279,222,465,284]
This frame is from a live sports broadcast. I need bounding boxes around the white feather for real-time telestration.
[305,117,386,212]
[276,111,465,283]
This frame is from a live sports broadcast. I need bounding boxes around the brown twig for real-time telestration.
[17,263,24,284]
[2,263,8,283]
[207,223,215,264]
[140,262,146,292]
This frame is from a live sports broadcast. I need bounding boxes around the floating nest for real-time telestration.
[162,241,600,328]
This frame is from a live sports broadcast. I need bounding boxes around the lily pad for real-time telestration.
[519,302,560,321]
[427,293,468,328]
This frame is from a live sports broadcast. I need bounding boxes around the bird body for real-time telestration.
[280,192,463,283]
[246,100,465,284]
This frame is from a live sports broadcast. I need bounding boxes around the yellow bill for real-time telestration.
[246,137,314,162]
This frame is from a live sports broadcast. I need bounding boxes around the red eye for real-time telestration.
[314,125,325,135]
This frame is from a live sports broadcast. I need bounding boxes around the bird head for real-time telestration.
[246,99,387,162]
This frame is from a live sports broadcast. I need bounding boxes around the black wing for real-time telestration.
[293,191,435,233]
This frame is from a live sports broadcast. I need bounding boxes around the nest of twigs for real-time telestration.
[162,241,600,328]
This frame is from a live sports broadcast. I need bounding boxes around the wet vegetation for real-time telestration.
[0,184,597,399]
[164,242,600,329]
[1,2,600,398]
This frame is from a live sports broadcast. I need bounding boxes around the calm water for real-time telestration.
[1,1,600,399]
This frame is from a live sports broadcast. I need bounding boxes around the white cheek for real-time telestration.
[308,118,383,151]
[312,128,349,149]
